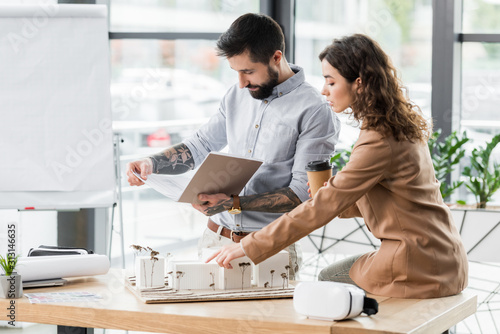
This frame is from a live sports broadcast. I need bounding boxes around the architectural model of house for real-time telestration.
[169,261,220,290]
[135,255,165,288]
[165,248,290,291]
[219,256,252,290]
[252,250,289,288]
[169,255,252,290]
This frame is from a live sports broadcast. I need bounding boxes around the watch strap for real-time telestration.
[231,194,241,211]
[229,194,241,214]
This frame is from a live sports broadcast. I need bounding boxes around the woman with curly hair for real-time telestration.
[208,34,468,298]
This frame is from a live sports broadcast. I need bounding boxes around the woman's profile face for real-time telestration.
[320,59,357,114]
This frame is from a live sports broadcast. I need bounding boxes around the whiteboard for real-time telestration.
[0,4,115,209]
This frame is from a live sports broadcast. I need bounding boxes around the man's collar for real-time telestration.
[272,64,304,97]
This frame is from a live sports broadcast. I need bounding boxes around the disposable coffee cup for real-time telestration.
[305,160,332,198]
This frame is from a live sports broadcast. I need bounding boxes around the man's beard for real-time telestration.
[247,66,279,100]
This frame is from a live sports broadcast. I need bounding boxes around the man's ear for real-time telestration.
[272,50,283,65]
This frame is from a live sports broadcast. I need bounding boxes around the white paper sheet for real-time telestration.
[133,171,194,202]
[25,291,103,304]
[17,254,110,282]
[132,152,263,204]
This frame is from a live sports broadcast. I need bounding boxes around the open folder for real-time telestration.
[134,152,263,204]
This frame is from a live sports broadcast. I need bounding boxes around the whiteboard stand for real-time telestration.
[107,133,126,269]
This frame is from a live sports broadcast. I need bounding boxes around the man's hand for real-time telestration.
[191,193,232,216]
[205,243,246,269]
[126,158,153,186]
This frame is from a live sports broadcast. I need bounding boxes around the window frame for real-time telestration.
[93,0,295,62]
[432,0,500,138]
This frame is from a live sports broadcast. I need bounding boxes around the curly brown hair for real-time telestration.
[319,34,432,142]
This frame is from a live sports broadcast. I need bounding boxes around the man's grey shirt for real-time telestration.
[183,65,340,232]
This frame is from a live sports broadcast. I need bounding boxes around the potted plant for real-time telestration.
[462,133,500,209]
[445,133,500,263]
[428,129,469,200]
[0,253,22,299]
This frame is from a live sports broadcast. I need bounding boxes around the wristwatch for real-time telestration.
[228,194,242,214]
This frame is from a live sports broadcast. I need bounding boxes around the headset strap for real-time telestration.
[362,296,379,316]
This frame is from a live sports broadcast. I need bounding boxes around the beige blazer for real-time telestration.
[242,129,468,298]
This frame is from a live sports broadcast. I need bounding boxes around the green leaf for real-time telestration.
[330,144,354,172]
[0,254,20,276]
[430,130,469,199]
[329,152,342,163]
[462,134,500,207]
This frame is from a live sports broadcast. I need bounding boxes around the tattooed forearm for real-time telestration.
[150,143,195,174]
[204,198,233,216]
[240,187,302,213]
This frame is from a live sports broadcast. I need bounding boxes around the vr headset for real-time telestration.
[293,281,379,321]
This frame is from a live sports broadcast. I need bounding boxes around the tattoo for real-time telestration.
[150,143,195,174]
[202,187,301,216]
[204,198,233,216]
[240,187,302,213]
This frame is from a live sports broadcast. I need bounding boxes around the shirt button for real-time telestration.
[255,124,259,128]
[279,92,283,96]
[264,100,268,104]
[236,224,240,227]
[248,149,252,153]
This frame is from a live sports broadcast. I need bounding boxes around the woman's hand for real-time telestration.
[205,243,245,269]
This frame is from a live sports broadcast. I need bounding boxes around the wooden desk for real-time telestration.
[0,269,476,334]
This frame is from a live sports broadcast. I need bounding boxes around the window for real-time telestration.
[108,0,260,264]
[461,43,500,124]
[110,0,259,32]
[295,0,433,150]
[463,0,500,33]
[111,39,231,259]
[457,1,500,205]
